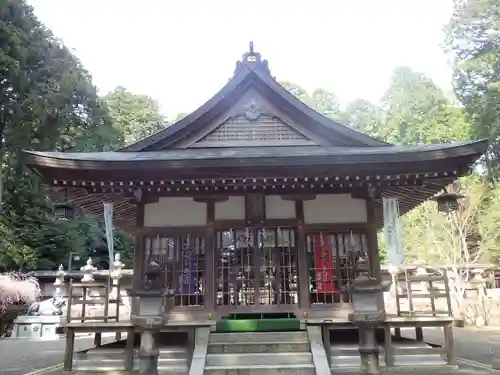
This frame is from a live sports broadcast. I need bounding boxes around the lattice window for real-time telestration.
[194,115,311,145]
[215,228,298,307]
[306,231,367,305]
[144,234,205,307]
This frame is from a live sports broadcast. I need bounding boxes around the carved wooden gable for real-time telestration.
[193,114,314,147]
[183,95,321,148]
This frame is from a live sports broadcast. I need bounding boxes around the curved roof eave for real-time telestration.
[21,139,489,171]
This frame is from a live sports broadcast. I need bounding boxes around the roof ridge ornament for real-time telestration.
[234,41,271,76]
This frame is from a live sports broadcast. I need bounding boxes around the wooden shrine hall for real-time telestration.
[22,43,488,326]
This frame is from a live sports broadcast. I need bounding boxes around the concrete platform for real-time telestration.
[10,315,65,340]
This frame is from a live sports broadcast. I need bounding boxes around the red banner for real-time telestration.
[313,235,335,292]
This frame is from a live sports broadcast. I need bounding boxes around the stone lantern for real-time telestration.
[110,253,125,299]
[128,262,175,375]
[54,264,67,298]
[348,257,390,375]
[81,257,97,283]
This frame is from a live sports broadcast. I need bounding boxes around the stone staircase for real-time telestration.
[73,345,189,374]
[329,341,446,372]
[204,331,315,375]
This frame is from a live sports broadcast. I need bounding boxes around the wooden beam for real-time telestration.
[366,198,381,281]
[295,199,309,313]
[205,200,215,316]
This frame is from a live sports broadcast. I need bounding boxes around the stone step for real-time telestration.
[207,341,310,353]
[330,354,386,368]
[76,346,187,360]
[329,343,386,369]
[209,331,307,344]
[204,364,315,375]
[73,346,189,372]
[72,358,188,371]
[206,352,313,367]
[329,342,446,369]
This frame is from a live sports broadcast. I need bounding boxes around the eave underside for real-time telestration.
[55,174,457,234]
[22,140,487,234]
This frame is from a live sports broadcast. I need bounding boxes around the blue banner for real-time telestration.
[181,247,198,294]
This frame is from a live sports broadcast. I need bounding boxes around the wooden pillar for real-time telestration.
[132,200,145,316]
[295,199,309,313]
[443,323,456,365]
[205,200,216,316]
[125,327,135,371]
[365,198,381,281]
[63,328,75,371]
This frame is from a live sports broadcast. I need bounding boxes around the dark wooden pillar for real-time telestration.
[205,200,216,316]
[295,199,309,312]
[132,198,145,316]
[365,198,381,281]
[245,193,265,225]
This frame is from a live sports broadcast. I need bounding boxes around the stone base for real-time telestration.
[10,315,65,340]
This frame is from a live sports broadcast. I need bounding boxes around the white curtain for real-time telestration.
[103,202,114,269]
[383,197,404,266]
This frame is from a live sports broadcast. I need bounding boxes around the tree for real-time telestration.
[103,87,167,145]
[279,81,313,107]
[279,81,343,120]
[342,99,386,141]
[401,175,500,311]
[311,88,341,118]
[446,0,500,176]
[382,66,472,145]
[0,0,130,271]
[0,1,121,209]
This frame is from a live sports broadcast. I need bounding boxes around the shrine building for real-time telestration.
[22,43,488,324]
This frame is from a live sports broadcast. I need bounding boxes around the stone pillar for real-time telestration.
[139,330,160,375]
[348,257,389,375]
[81,257,97,283]
[471,268,487,327]
[129,262,175,375]
[110,253,125,301]
[54,264,67,298]
[80,258,101,346]
[386,265,400,313]
[415,264,430,294]
[110,253,125,340]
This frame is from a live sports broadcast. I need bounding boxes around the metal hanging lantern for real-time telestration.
[53,190,74,220]
[432,190,464,213]
[53,201,74,220]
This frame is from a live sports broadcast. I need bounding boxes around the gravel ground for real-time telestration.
[402,326,500,368]
[0,335,115,375]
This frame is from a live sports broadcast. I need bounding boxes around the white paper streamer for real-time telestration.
[383,197,404,266]
[103,202,114,270]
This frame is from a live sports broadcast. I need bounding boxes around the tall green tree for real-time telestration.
[382,66,472,145]
[279,81,313,107]
[0,0,129,271]
[342,99,386,141]
[446,0,500,176]
[311,88,341,118]
[103,86,166,145]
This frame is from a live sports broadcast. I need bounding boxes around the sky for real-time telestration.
[28,0,455,118]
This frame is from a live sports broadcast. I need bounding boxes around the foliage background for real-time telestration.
[0,0,499,275]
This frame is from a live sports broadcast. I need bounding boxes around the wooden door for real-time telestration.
[215,227,298,313]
